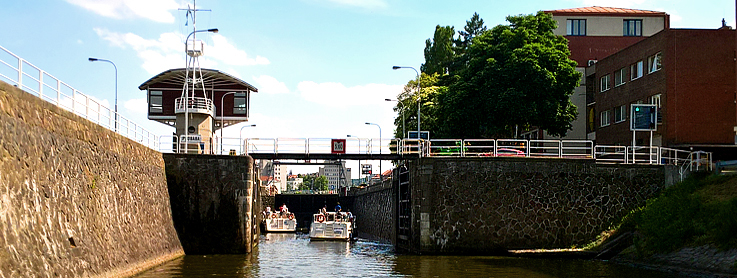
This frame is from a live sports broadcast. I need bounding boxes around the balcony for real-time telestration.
[175,97,214,116]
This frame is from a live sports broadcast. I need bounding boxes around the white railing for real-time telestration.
[174,96,214,115]
[0,45,159,150]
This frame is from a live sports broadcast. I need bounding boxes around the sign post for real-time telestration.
[630,104,658,164]
[331,139,346,154]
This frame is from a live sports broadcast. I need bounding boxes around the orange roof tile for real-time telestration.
[545,6,667,16]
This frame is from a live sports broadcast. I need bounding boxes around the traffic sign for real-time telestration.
[361,164,372,175]
[331,139,346,154]
[630,104,657,131]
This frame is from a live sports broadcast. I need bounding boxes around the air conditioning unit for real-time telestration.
[587,60,598,66]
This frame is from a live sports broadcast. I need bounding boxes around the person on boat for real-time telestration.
[346,209,354,222]
[280,203,289,214]
[319,205,327,215]
[263,206,272,218]
[334,202,342,212]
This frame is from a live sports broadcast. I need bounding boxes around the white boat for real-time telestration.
[263,212,297,233]
[309,212,353,241]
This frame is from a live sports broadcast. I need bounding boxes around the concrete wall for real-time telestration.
[163,154,257,254]
[0,81,183,277]
[408,157,670,254]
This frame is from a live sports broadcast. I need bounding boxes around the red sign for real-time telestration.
[331,139,346,154]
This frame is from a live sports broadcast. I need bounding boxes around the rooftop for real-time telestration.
[545,6,668,16]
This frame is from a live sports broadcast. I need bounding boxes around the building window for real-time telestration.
[614,105,626,123]
[149,90,162,113]
[567,19,586,36]
[651,94,662,124]
[233,92,247,114]
[623,19,642,36]
[600,74,610,92]
[648,52,662,73]
[600,110,611,127]
[630,61,643,80]
[614,68,626,87]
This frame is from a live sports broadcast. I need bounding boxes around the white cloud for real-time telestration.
[298,81,403,107]
[94,28,268,74]
[66,0,180,23]
[208,35,270,66]
[324,0,388,9]
[253,75,290,94]
[124,98,148,115]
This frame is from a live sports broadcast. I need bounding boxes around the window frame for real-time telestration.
[232,92,247,115]
[148,90,163,113]
[648,52,662,74]
[630,60,644,80]
[566,19,587,36]
[614,68,627,87]
[600,110,611,127]
[623,19,643,36]
[600,74,611,92]
[614,105,627,123]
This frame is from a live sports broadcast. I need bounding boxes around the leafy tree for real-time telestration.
[298,175,312,190]
[437,12,580,138]
[452,12,487,68]
[314,176,329,191]
[391,72,444,138]
[422,25,455,75]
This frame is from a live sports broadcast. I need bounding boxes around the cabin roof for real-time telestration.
[138,68,259,92]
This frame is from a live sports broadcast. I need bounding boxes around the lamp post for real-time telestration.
[347,134,362,184]
[88,58,117,132]
[365,122,381,181]
[385,98,406,138]
[220,91,237,154]
[392,66,421,138]
[239,124,256,154]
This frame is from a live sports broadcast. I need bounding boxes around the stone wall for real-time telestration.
[0,81,183,277]
[409,157,669,254]
[163,154,257,254]
[349,179,395,244]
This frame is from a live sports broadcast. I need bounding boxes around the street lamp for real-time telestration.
[365,122,381,180]
[239,124,257,154]
[88,58,117,132]
[385,98,406,138]
[392,66,421,138]
[220,91,237,154]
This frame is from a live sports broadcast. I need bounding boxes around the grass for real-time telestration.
[611,173,737,255]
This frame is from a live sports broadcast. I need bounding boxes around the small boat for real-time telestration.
[263,212,297,233]
[309,212,353,241]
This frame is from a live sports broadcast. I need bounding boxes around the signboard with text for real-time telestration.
[331,139,346,154]
[361,164,372,175]
[630,104,658,131]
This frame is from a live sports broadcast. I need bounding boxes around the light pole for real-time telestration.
[385,98,406,138]
[347,134,362,184]
[220,91,237,154]
[365,122,381,181]
[88,58,117,132]
[239,124,256,154]
[392,66,421,138]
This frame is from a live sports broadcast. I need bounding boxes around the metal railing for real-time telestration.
[0,45,159,150]
[174,96,214,115]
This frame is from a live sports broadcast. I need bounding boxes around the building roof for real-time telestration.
[138,68,258,92]
[545,6,668,17]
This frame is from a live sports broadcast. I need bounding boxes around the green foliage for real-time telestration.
[314,175,329,191]
[422,25,456,75]
[392,73,443,138]
[615,174,737,254]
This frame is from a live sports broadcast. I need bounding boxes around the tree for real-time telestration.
[421,25,455,75]
[391,72,444,138]
[314,176,329,191]
[298,175,312,190]
[453,13,487,61]
[436,11,580,138]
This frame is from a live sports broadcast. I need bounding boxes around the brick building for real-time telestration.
[591,28,737,158]
[541,7,670,140]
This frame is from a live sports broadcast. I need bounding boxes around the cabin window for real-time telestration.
[149,90,162,113]
[233,92,247,114]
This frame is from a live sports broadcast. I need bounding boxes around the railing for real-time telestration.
[174,96,214,115]
[0,45,159,150]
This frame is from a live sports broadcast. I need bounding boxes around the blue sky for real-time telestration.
[1,0,734,177]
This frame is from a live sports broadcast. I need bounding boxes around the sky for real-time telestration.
[0,0,735,178]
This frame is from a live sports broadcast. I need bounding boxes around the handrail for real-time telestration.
[0,44,159,150]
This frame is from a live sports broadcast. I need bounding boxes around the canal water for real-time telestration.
[137,233,681,277]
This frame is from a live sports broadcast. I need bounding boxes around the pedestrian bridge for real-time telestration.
[159,135,713,169]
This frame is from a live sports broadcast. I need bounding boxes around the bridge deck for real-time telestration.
[248,153,419,160]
